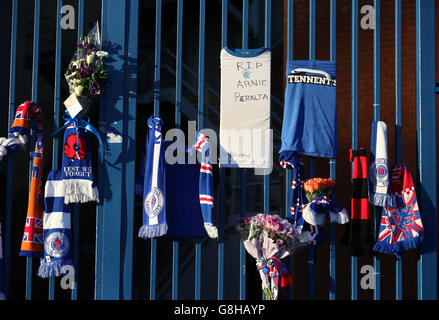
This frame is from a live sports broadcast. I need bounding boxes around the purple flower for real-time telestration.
[276,239,284,246]
[90,82,101,96]
[77,64,91,79]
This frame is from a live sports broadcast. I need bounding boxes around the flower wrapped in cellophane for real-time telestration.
[302,178,350,227]
[234,213,304,300]
[64,22,108,117]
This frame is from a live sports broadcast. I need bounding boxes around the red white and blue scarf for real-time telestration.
[193,132,218,238]
[373,164,424,259]
[38,170,73,278]
[8,102,45,257]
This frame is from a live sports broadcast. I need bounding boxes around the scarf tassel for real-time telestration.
[204,223,218,239]
[138,224,168,239]
[373,234,423,260]
[63,180,99,204]
[37,259,74,278]
[280,272,293,289]
[369,193,396,208]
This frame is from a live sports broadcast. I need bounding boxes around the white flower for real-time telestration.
[96,51,108,57]
[86,53,96,65]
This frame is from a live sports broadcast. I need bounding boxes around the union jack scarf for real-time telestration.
[138,116,168,238]
[193,132,218,238]
[280,151,324,245]
[62,125,99,204]
[373,164,424,259]
[38,170,73,278]
[8,101,45,257]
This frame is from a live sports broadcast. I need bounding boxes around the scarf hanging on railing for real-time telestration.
[279,151,325,245]
[61,124,99,204]
[38,170,74,278]
[373,164,424,259]
[342,148,374,256]
[7,101,45,257]
[302,195,350,227]
[368,121,395,208]
[193,132,218,239]
[138,116,168,238]
[256,257,293,300]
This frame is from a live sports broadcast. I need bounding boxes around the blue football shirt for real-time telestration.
[279,60,337,159]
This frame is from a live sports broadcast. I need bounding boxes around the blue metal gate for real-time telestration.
[0,0,437,300]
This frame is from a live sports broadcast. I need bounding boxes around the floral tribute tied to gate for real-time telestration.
[64,22,108,118]
[235,214,301,300]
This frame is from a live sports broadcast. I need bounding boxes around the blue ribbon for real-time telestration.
[49,112,104,164]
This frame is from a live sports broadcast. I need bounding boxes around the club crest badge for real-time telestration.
[144,187,164,219]
[371,158,389,187]
[44,232,69,259]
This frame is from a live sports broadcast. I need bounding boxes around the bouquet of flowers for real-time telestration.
[302,178,350,227]
[235,213,303,300]
[64,22,108,117]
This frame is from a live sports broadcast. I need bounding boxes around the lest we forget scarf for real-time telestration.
[279,151,325,246]
[369,121,395,208]
[62,124,99,204]
[342,148,374,257]
[374,164,424,259]
[8,101,45,257]
[38,170,73,278]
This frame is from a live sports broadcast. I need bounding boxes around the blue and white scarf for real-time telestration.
[280,151,324,245]
[138,116,168,238]
[302,195,350,227]
[62,124,99,204]
[38,170,74,278]
[369,121,395,208]
[0,222,5,299]
[194,132,218,238]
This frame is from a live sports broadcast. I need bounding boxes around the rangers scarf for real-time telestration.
[193,132,218,238]
[369,121,395,208]
[8,101,45,257]
[62,124,99,204]
[342,148,374,256]
[38,170,74,278]
[138,116,168,238]
[373,164,424,259]
[256,257,293,300]
[302,195,350,227]
[280,151,325,245]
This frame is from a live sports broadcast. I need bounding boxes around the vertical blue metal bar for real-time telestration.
[415,0,437,300]
[4,0,19,300]
[329,0,337,301]
[26,0,41,300]
[218,0,227,301]
[48,0,64,300]
[172,0,183,301]
[149,0,162,301]
[121,0,138,300]
[239,0,249,301]
[372,0,381,301]
[394,0,402,301]
[307,0,316,301]
[285,0,294,300]
[96,0,131,300]
[194,0,206,301]
[71,0,84,301]
[262,0,271,301]
[351,0,358,301]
